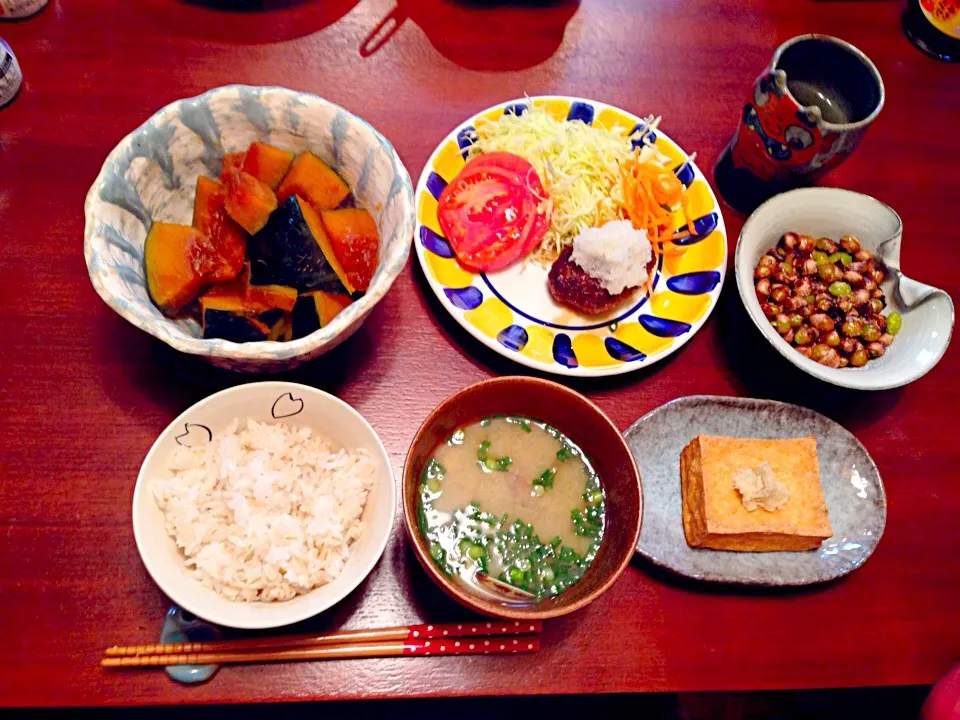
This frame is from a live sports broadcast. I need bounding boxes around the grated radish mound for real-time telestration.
[570,219,653,295]
[153,419,375,602]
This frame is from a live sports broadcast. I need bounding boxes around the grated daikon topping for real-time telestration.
[570,220,653,295]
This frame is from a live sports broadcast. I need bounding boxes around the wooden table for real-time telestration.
[1,0,958,707]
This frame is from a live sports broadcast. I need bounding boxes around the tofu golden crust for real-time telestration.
[680,438,707,546]
[680,434,832,552]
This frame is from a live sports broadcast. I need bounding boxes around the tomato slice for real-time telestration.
[436,152,549,272]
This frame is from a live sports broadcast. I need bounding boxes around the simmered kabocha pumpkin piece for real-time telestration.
[276,151,350,211]
[310,290,352,325]
[242,142,295,190]
[199,272,296,343]
[267,312,293,342]
[192,175,222,229]
[144,221,209,314]
[253,307,286,330]
[219,151,246,181]
[320,208,379,292]
[201,299,273,342]
[200,261,250,299]
[291,290,352,339]
[248,195,355,293]
[191,176,246,282]
[202,263,298,313]
[246,283,298,313]
[222,168,278,235]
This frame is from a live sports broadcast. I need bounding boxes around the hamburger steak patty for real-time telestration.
[547,246,636,316]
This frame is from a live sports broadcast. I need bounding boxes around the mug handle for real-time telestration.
[359,3,409,57]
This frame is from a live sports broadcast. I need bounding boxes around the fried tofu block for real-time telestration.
[680,434,832,551]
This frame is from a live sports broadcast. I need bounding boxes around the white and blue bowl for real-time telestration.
[84,85,415,372]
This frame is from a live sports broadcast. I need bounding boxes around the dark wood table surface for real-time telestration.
[2,0,958,707]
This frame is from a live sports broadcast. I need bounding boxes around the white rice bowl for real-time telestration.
[133,382,395,629]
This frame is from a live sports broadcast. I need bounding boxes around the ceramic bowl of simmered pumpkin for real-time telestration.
[84,85,415,372]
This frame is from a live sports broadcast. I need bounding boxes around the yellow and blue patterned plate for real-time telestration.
[413,96,727,377]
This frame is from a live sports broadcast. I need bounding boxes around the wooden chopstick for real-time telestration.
[104,627,407,658]
[102,635,540,668]
[105,619,542,658]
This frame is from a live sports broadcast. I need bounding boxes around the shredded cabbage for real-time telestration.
[468,101,665,263]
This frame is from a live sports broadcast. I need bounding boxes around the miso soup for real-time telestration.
[417,415,605,600]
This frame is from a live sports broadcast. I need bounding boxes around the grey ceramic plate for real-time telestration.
[625,396,886,586]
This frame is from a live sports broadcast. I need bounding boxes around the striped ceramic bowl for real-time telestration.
[84,85,414,373]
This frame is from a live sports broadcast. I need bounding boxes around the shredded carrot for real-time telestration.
[617,151,692,258]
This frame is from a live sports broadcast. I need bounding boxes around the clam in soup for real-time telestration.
[417,416,605,600]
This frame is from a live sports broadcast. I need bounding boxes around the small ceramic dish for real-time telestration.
[736,187,953,390]
[403,376,642,619]
[625,395,886,586]
[84,85,415,373]
[414,96,727,377]
[133,382,395,629]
